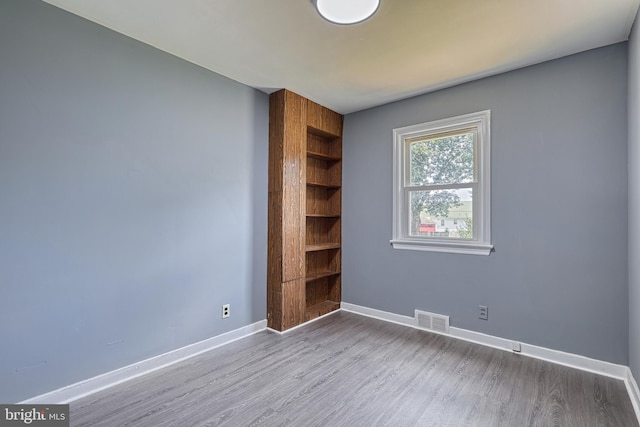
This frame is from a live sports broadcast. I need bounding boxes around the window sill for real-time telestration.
[390,239,493,256]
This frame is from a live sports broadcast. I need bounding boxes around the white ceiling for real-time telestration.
[43,0,640,114]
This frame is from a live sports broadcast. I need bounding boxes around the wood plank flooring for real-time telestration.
[70,311,639,426]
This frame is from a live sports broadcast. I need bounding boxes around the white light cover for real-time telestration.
[314,0,380,25]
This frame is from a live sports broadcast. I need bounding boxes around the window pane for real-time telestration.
[409,132,474,186]
[409,188,473,239]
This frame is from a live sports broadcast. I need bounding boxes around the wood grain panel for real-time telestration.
[305,300,340,321]
[280,90,306,283]
[268,91,285,193]
[305,217,339,246]
[328,276,341,303]
[281,278,305,330]
[305,277,329,307]
[305,276,340,312]
[267,91,285,327]
[266,290,282,330]
[307,158,341,188]
[306,250,334,278]
[267,193,282,292]
[307,132,342,159]
[268,90,308,331]
[307,99,343,137]
[305,184,340,219]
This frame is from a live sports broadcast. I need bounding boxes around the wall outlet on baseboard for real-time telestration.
[222,304,230,319]
[511,341,522,352]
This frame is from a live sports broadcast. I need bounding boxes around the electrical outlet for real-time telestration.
[222,304,230,319]
[479,305,488,320]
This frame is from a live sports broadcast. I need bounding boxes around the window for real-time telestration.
[391,110,492,255]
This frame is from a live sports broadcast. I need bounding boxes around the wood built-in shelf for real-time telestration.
[306,213,340,218]
[305,300,341,320]
[306,270,341,282]
[306,181,340,189]
[307,151,341,162]
[268,89,342,332]
[306,243,341,252]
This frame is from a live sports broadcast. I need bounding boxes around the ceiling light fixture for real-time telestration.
[313,0,380,25]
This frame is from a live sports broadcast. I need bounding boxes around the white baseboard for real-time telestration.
[450,327,627,379]
[341,302,628,380]
[20,320,267,404]
[341,302,415,328]
[626,367,640,422]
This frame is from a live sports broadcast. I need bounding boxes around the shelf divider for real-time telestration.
[306,243,341,252]
[307,150,341,162]
[306,270,341,282]
[306,181,341,189]
[306,213,340,218]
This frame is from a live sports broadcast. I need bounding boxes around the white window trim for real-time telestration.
[391,110,493,256]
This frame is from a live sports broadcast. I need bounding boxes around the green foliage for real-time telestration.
[409,133,474,233]
[457,216,473,239]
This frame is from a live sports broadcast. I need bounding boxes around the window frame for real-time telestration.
[391,110,493,255]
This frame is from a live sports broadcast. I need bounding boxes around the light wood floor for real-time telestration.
[70,311,639,426]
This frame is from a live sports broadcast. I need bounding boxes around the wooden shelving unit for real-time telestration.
[267,89,343,332]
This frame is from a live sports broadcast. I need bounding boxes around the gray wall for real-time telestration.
[343,44,629,364]
[630,11,640,380]
[0,0,268,402]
